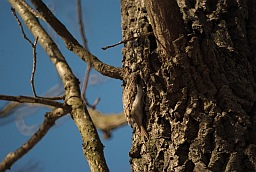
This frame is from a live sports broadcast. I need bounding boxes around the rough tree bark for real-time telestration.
[121,0,256,171]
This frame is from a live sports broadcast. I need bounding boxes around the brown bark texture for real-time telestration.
[121,0,256,171]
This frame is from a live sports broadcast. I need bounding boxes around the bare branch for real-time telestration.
[0,85,64,118]
[30,37,39,97]
[31,0,123,80]
[12,8,40,97]
[76,0,102,109]
[102,32,153,50]
[76,0,94,107]
[8,1,109,170]
[36,95,65,100]
[0,108,67,171]
[77,0,88,50]
[81,65,91,101]
[91,97,101,109]
[11,7,33,45]
[0,95,66,109]
[88,108,126,139]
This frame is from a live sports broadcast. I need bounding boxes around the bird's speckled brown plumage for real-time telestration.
[122,72,149,140]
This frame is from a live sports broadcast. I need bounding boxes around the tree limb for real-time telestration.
[0,95,66,109]
[8,1,109,171]
[88,109,127,139]
[31,0,124,80]
[0,108,67,171]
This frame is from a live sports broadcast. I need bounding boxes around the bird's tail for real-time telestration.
[140,126,149,140]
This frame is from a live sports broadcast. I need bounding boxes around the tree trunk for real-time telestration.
[121,0,256,171]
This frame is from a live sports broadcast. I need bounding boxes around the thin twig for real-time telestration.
[11,8,40,97]
[81,65,91,102]
[91,97,101,109]
[30,37,39,97]
[77,0,88,50]
[77,0,90,98]
[77,0,100,108]
[0,95,67,109]
[0,85,65,118]
[11,8,33,45]
[36,95,65,100]
[0,108,68,171]
[101,32,153,50]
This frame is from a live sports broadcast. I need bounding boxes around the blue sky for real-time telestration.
[0,0,132,171]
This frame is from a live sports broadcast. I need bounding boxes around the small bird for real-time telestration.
[122,71,149,140]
